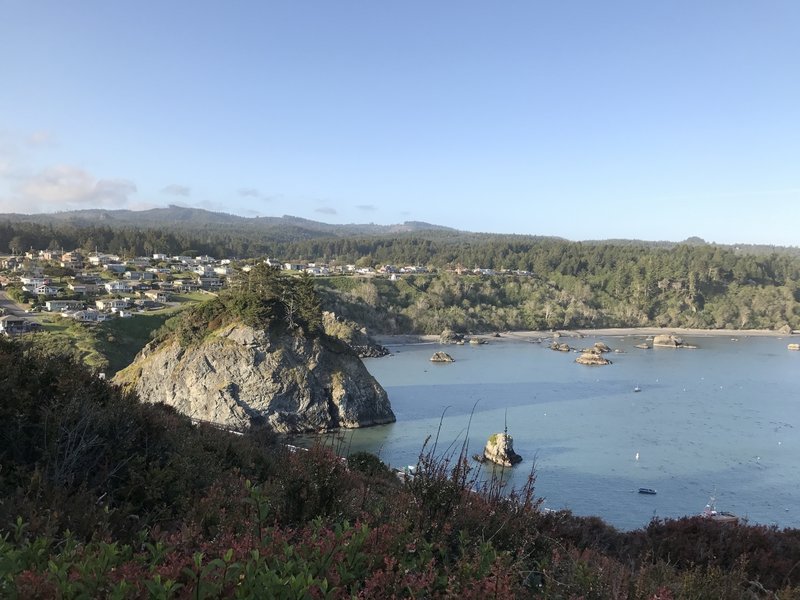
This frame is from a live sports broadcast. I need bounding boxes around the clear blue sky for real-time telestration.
[2,1,799,246]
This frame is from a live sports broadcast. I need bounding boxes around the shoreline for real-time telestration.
[373,327,796,346]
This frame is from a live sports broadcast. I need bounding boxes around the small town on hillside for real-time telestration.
[0,248,536,336]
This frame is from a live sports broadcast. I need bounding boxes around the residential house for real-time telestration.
[29,284,61,296]
[0,315,32,336]
[68,282,99,295]
[172,255,194,265]
[60,251,84,269]
[70,309,110,323]
[283,262,306,271]
[195,276,222,290]
[104,263,127,274]
[124,271,155,281]
[45,300,84,312]
[104,281,133,294]
[128,257,152,268]
[88,253,120,266]
[1,257,22,270]
[20,276,50,287]
[193,265,215,276]
[152,253,168,261]
[173,279,199,292]
[144,290,169,303]
[96,298,130,311]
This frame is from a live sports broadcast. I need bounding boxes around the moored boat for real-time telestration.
[638,487,657,495]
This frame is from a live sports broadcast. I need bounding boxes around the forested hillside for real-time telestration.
[317,240,800,333]
[2,215,799,332]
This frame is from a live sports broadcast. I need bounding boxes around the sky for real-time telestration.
[1,1,799,246]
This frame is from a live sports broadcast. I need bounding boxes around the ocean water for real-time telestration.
[335,334,800,531]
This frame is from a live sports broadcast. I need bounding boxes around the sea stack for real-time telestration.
[430,351,455,363]
[483,432,523,467]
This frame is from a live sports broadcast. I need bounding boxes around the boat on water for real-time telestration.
[634,386,642,392]
[638,487,657,495]
[702,495,739,523]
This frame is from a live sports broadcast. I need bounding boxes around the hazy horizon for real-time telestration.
[2,2,799,246]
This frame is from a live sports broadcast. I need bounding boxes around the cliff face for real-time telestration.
[114,323,395,433]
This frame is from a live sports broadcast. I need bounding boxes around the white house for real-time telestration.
[96,298,130,311]
[104,281,133,294]
[45,300,84,312]
[71,309,110,323]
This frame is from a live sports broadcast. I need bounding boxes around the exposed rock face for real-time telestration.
[576,351,612,366]
[430,351,455,363]
[653,334,684,347]
[114,323,395,433]
[439,329,464,344]
[322,311,389,358]
[483,433,522,467]
[594,342,611,353]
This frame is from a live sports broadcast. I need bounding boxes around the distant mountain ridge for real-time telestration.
[0,205,455,238]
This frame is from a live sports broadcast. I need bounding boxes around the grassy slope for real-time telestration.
[32,292,213,375]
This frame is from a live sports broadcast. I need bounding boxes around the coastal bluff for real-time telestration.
[114,323,395,433]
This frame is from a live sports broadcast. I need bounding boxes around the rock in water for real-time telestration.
[575,351,612,365]
[653,334,684,347]
[114,323,395,433]
[483,433,523,467]
[430,351,455,363]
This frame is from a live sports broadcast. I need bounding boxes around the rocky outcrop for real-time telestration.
[653,334,685,347]
[594,342,611,353]
[322,311,389,358]
[635,343,651,349]
[576,351,612,366]
[439,329,465,344]
[550,342,572,352]
[483,433,522,467]
[114,323,395,433]
[430,351,455,363]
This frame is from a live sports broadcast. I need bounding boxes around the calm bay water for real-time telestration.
[337,334,799,531]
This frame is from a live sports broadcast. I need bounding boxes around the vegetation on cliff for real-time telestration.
[153,265,323,349]
[2,337,800,597]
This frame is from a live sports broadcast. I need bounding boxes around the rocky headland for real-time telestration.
[115,321,395,433]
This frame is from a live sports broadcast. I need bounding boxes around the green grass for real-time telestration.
[95,313,173,375]
[27,294,215,376]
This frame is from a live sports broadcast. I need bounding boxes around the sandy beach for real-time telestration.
[373,327,796,346]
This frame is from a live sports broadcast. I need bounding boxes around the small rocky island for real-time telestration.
[653,334,685,347]
[575,351,612,365]
[430,351,455,363]
[481,432,523,467]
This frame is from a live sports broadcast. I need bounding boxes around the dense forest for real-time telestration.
[2,216,800,333]
[3,336,800,598]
